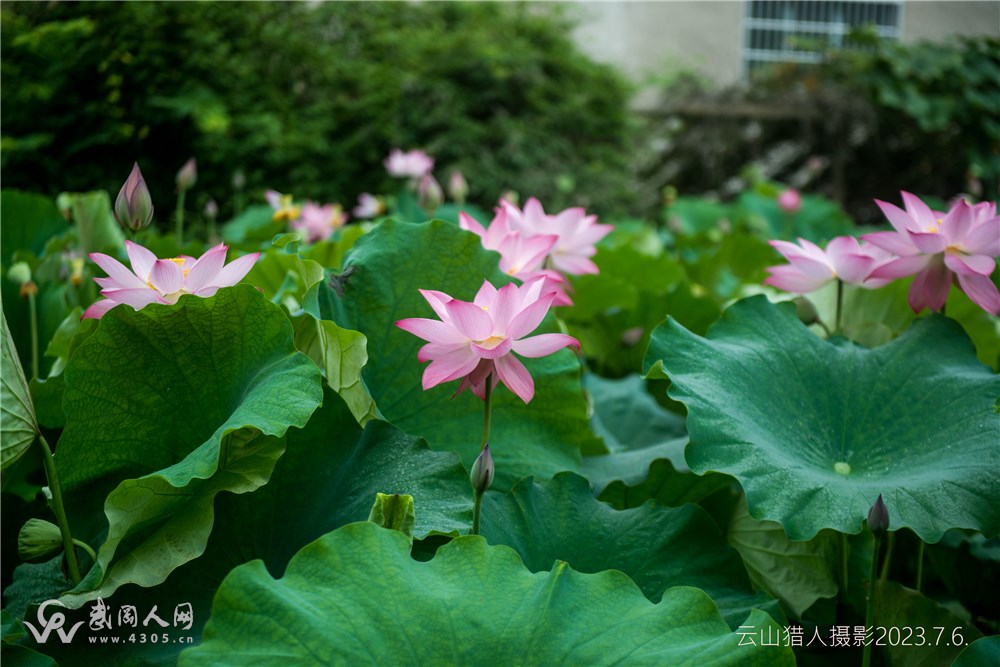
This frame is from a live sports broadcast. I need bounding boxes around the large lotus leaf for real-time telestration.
[728,496,839,618]
[1,308,38,471]
[581,373,688,493]
[953,636,1000,667]
[5,390,471,667]
[644,296,1000,541]
[244,249,325,305]
[0,190,69,265]
[62,191,124,255]
[55,285,323,605]
[180,522,794,666]
[292,315,380,426]
[480,472,781,628]
[874,581,983,666]
[306,219,600,488]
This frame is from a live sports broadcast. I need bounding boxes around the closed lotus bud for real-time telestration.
[418,173,444,211]
[778,188,802,214]
[232,169,246,189]
[448,170,468,204]
[204,198,219,220]
[18,519,63,562]
[7,261,32,286]
[113,163,155,232]
[176,157,198,191]
[500,190,519,207]
[793,297,820,326]
[867,494,890,537]
[470,444,495,495]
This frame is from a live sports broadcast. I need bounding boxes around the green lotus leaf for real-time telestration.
[56,285,324,605]
[306,219,600,488]
[480,472,782,628]
[180,522,794,666]
[293,315,380,426]
[727,496,839,618]
[5,389,471,666]
[1,308,38,471]
[953,636,1000,667]
[0,190,69,265]
[581,373,687,493]
[643,296,1000,541]
[874,581,983,666]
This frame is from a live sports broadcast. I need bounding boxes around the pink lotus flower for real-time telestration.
[353,193,385,219]
[863,193,1000,315]
[291,202,348,243]
[395,279,579,403]
[778,189,802,214]
[83,241,260,319]
[385,149,434,179]
[265,190,300,222]
[501,198,612,275]
[764,236,895,293]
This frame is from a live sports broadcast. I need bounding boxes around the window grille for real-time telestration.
[743,1,902,75]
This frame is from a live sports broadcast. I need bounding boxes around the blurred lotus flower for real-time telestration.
[385,148,434,178]
[232,170,246,189]
[448,171,469,204]
[83,241,260,319]
[113,163,155,232]
[459,210,568,303]
[175,158,197,191]
[204,198,219,220]
[863,193,1000,315]
[265,190,301,222]
[291,202,348,243]
[353,192,385,219]
[764,236,894,293]
[395,279,579,403]
[418,173,444,210]
[778,188,802,214]
[502,198,612,276]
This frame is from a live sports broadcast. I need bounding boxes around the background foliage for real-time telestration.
[1,1,636,220]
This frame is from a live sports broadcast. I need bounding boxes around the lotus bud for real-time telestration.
[621,326,644,348]
[470,444,495,495]
[867,494,889,537]
[778,188,802,215]
[500,190,519,207]
[176,157,198,192]
[418,173,444,211]
[232,169,246,190]
[113,163,155,232]
[448,171,468,204]
[7,262,32,286]
[18,519,63,562]
[793,297,820,326]
[204,198,219,220]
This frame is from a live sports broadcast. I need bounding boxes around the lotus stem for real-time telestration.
[73,538,97,563]
[471,492,484,536]
[879,531,895,582]
[840,532,849,602]
[175,189,187,244]
[38,434,82,584]
[916,540,925,593]
[863,533,882,667]
[835,279,844,335]
[28,290,39,380]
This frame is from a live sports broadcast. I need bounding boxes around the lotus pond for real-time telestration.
[1,159,998,666]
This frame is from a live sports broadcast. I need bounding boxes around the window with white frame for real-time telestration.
[743,1,902,75]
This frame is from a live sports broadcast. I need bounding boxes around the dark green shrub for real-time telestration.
[1,2,636,222]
